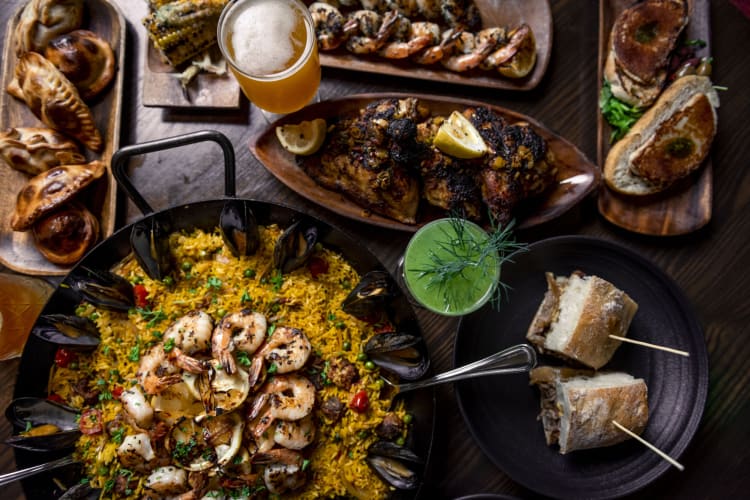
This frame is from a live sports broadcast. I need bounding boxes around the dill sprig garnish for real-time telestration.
[412,216,527,312]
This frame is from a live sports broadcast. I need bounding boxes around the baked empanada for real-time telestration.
[11,160,105,231]
[7,52,103,152]
[32,201,99,265]
[0,127,85,175]
[14,0,84,56]
[45,29,116,101]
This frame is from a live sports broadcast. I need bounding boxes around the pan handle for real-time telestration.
[111,130,236,216]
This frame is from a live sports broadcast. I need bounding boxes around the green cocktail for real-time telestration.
[402,218,501,316]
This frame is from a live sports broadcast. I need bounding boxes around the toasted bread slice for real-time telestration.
[604,75,719,196]
[612,0,689,85]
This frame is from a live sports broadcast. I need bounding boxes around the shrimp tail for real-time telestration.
[169,348,210,374]
[252,448,303,466]
[217,351,237,375]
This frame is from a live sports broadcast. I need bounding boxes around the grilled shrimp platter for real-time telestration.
[250,93,600,232]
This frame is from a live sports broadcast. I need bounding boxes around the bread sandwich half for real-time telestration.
[530,366,649,454]
[604,74,719,196]
[526,271,638,370]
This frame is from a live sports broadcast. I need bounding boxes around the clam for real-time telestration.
[32,313,100,350]
[341,270,398,319]
[131,216,172,280]
[273,219,318,274]
[364,332,430,380]
[366,441,423,490]
[4,397,80,452]
[69,266,134,311]
[220,199,260,257]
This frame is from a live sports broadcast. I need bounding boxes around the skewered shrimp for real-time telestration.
[440,30,496,72]
[441,0,481,30]
[257,326,312,374]
[411,27,460,64]
[212,309,267,375]
[379,19,440,59]
[310,2,348,51]
[416,0,442,20]
[480,23,534,72]
[344,9,400,54]
[253,448,307,495]
[385,0,419,16]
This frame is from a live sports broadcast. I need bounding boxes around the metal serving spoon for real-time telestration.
[382,343,537,393]
[0,454,76,487]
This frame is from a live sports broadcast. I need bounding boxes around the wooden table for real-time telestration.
[1,1,749,498]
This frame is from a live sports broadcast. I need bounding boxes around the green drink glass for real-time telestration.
[400,218,501,316]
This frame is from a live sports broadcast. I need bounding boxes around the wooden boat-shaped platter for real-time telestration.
[597,0,712,236]
[249,93,600,232]
[0,0,125,275]
[319,0,553,91]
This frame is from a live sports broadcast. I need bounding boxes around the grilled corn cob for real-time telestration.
[143,0,228,67]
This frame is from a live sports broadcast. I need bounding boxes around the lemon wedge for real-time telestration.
[433,111,487,159]
[275,118,327,156]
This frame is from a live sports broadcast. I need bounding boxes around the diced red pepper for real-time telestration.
[307,256,329,278]
[349,389,369,413]
[54,347,77,368]
[79,408,103,435]
[112,386,123,399]
[133,284,149,308]
[46,393,64,404]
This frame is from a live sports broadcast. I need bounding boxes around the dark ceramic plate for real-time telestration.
[454,236,709,500]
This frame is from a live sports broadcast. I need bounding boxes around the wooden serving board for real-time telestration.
[0,0,125,275]
[596,0,713,236]
[319,0,553,91]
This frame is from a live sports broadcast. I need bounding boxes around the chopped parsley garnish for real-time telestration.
[172,438,198,460]
[163,338,176,353]
[128,345,140,362]
[206,276,222,290]
[241,290,252,303]
[270,271,284,292]
[237,352,252,367]
[136,307,168,327]
[302,458,311,471]
[24,421,32,433]
[111,427,126,445]
[267,363,278,375]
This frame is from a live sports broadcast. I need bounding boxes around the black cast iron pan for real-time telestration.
[10,130,436,499]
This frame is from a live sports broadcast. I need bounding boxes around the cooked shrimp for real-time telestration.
[416,0,442,20]
[212,309,267,375]
[144,465,189,497]
[274,414,316,450]
[163,310,213,355]
[253,448,307,495]
[120,386,153,428]
[412,27,460,64]
[440,30,495,72]
[480,23,531,70]
[385,0,419,16]
[138,344,182,395]
[360,0,388,11]
[310,2,348,51]
[263,373,316,421]
[441,0,481,30]
[257,326,312,374]
[344,9,399,54]
[380,20,440,59]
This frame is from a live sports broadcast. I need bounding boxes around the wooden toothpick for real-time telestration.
[609,335,690,357]
[612,420,685,471]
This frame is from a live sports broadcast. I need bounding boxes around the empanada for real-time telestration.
[32,201,99,265]
[7,52,103,152]
[45,29,116,101]
[11,160,105,231]
[0,127,85,175]
[14,0,84,56]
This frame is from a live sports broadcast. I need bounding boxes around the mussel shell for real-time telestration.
[273,219,318,274]
[220,199,260,257]
[4,397,81,452]
[131,216,172,280]
[341,270,398,319]
[366,441,423,490]
[32,314,100,350]
[59,484,102,500]
[70,266,134,311]
[364,332,430,380]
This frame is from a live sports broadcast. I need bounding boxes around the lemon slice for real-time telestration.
[275,118,327,156]
[433,111,487,159]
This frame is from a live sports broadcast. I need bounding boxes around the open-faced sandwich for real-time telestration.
[530,365,649,454]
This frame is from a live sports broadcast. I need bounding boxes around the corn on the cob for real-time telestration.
[142,0,228,67]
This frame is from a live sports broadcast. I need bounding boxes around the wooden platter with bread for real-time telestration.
[597,0,718,235]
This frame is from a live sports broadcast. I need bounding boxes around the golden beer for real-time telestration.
[218,0,320,114]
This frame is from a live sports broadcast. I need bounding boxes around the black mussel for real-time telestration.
[341,270,398,319]
[366,441,423,490]
[60,484,102,500]
[220,200,260,257]
[364,332,430,380]
[4,397,80,452]
[32,314,100,351]
[131,216,172,280]
[70,266,134,311]
[273,219,318,274]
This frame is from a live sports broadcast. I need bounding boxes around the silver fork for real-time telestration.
[382,343,537,393]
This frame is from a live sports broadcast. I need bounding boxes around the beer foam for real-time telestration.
[231,0,300,76]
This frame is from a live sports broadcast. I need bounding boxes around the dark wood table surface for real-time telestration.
[1,1,749,498]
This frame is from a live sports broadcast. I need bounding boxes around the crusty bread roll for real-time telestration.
[526,271,638,370]
[530,366,649,454]
[604,75,719,196]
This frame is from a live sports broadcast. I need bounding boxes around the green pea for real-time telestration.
[403,413,413,425]
[395,436,405,446]
[181,261,192,271]
[162,276,174,286]
[342,341,351,351]
[244,268,256,278]
[365,361,375,371]
[217,308,227,318]
[357,353,368,362]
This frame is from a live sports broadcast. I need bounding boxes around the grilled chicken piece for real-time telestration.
[300,98,427,224]
[415,116,484,220]
[465,106,557,224]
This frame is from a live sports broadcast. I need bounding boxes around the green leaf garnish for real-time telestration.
[599,81,645,143]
